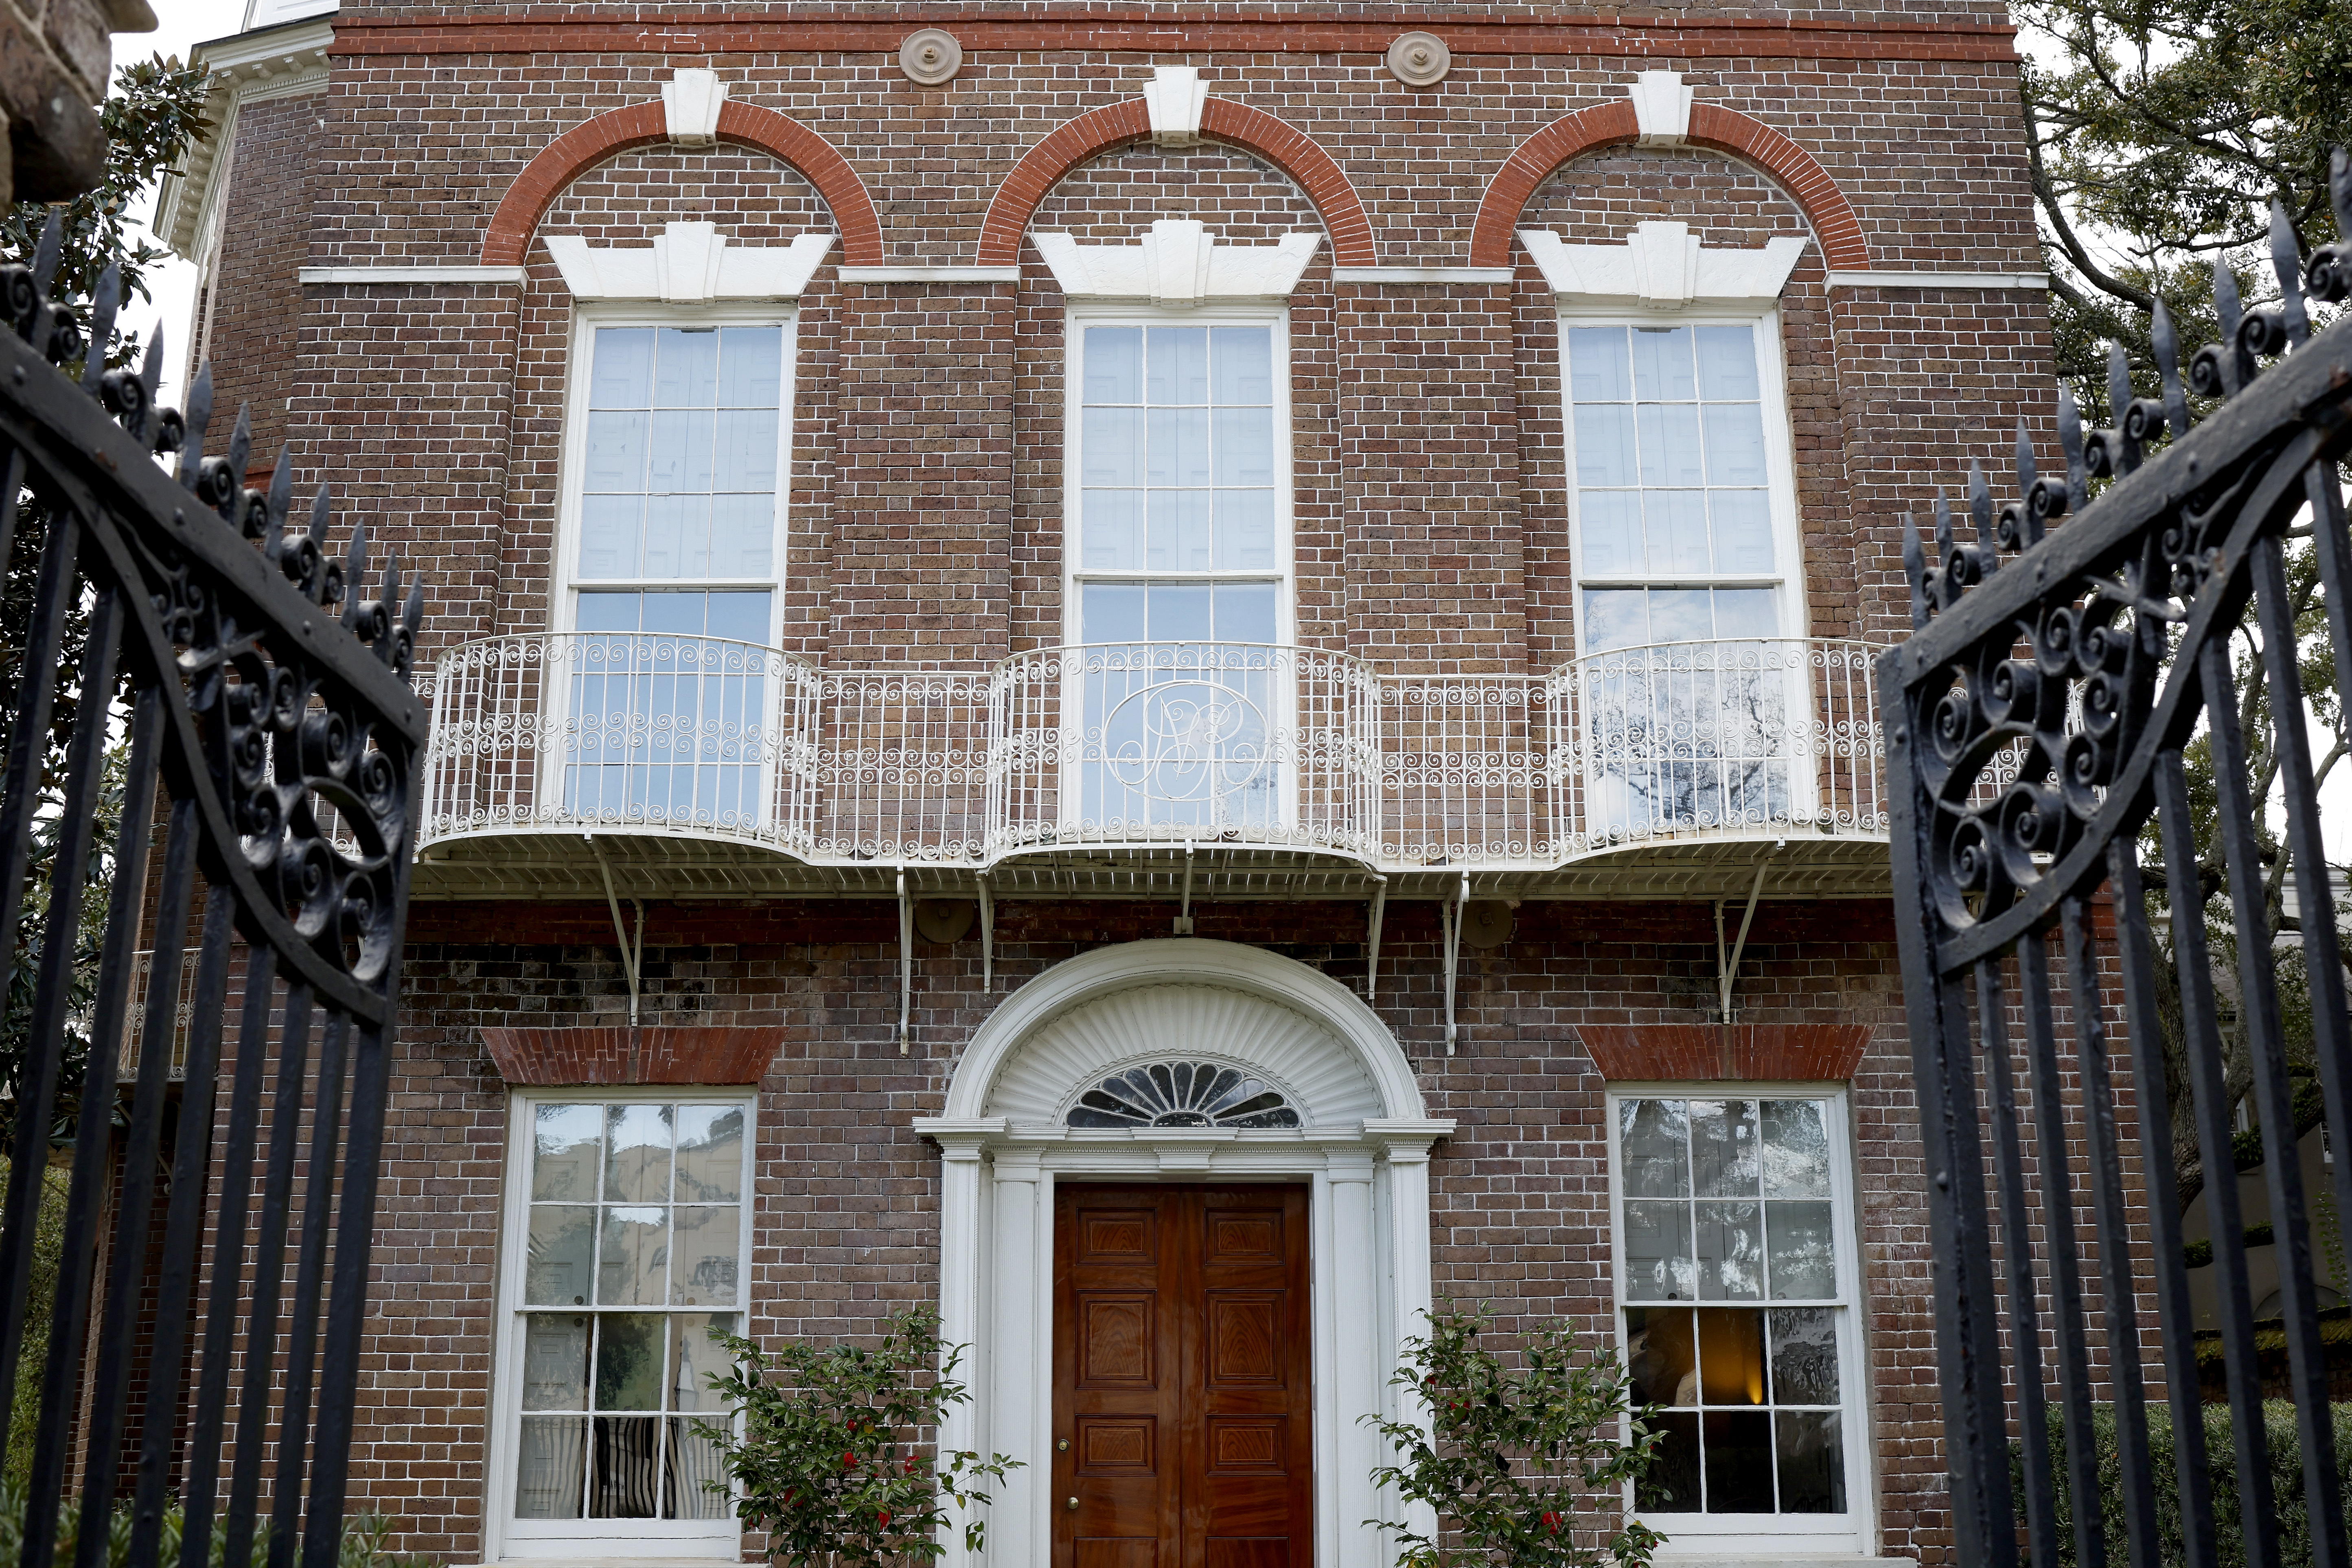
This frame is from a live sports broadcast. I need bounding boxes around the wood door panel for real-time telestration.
[1056,1184,1311,1568]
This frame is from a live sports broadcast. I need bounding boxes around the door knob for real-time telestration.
[1057,1438,1070,1452]
[1067,1496,1079,1511]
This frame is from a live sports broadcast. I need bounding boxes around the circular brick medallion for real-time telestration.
[900,28,963,85]
[1386,32,1451,88]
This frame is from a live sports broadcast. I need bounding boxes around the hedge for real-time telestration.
[2019,1402,2352,1568]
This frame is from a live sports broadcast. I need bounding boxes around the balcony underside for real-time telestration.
[409,825,1891,904]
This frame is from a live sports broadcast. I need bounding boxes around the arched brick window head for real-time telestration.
[977,89,1376,268]
[1469,93,1870,272]
[480,98,884,268]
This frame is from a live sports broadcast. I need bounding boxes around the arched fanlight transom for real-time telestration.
[1067,1061,1301,1129]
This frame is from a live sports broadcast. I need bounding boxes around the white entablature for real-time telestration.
[544,222,834,303]
[1034,219,1323,305]
[1520,220,1807,308]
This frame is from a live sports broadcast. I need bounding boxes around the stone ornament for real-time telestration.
[1518,221,1807,308]
[1628,67,1696,146]
[899,28,961,85]
[661,66,728,146]
[1386,32,1451,88]
[1144,63,1209,145]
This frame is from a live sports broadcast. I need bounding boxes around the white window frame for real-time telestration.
[484,1086,758,1563]
[1603,1082,1877,1556]
[545,305,799,833]
[1057,304,1299,837]
[1559,303,1808,655]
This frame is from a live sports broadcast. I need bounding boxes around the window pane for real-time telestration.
[1713,587,1780,640]
[647,411,715,493]
[713,409,779,493]
[1085,326,1143,403]
[1148,407,1211,486]
[667,1417,733,1520]
[708,495,775,578]
[515,1417,587,1518]
[1568,326,1631,402]
[1761,1101,1832,1198]
[1631,326,1696,401]
[1082,407,1144,486]
[1646,491,1710,576]
[1765,1201,1837,1299]
[1695,325,1761,400]
[574,592,641,635]
[1619,1099,1690,1197]
[671,1205,741,1306]
[1691,1100,1760,1196]
[717,326,784,406]
[596,1313,667,1412]
[654,328,719,408]
[703,592,771,644]
[578,496,642,578]
[669,1313,738,1413]
[1149,583,1212,643]
[1623,1200,1695,1301]
[1583,589,1647,653]
[533,1106,603,1200]
[1694,1200,1763,1299]
[1146,326,1210,404]
[1710,491,1774,574]
[1704,402,1769,486]
[1637,1411,1701,1512]
[1625,1305,1696,1406]
[1211,327,1273,404]
[1647,588,1713,645]
[1767,1308,1841,1404]
[1638,404,1704,487]
[1579,491,1642,578]
[524,1207,595,1307]
[598,1208,670,1306]
[644,494,708,579]
[604,1105,675,1202]
[675,1106,745,1202]
[1084,489,1145,570]
[1695,1307,1766,1404]
[1572,405,1636,486]
[1702,1411,1774,1512]
[1149,489,1214,572]
[1213,584,1279,645]
[1082,583,1146,644]
[591,328,654,409]
[590,1417,662,1518]
[584,412,647,492]
[1776,1410,1846,1512]
[1213,489,1277,571]
[522,1314,591,1409]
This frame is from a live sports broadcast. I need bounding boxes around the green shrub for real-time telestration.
[0,1484,436,1568]
[2017,1402,2352,1568]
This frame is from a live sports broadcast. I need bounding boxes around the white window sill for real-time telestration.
[1655,1557,1918,1568]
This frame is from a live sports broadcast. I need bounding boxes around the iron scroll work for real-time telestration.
[1886,157,2352,1568]
[0,223,424,1568]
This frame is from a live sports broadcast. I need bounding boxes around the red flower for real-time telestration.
[843,1451,858,1468]
[878,1511,891,1529]
[1543,1511,1561,1535]
[904,1455,917,1474]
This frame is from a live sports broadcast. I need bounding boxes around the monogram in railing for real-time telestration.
[1885,152,2352,1568]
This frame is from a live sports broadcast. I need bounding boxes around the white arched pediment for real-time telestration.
[939,937,1426,1128]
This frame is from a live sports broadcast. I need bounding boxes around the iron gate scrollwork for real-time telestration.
[0,219,423,1568]
[1887,154,2352,1568]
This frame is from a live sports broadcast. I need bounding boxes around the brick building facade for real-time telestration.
[157,2,2057,1562]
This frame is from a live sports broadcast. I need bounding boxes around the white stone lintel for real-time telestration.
[1144,64,1209,146]
[545,225,834,303]
[1035,219,1321,304]
[1520,222,1805,308]
[662,67,729,146]
[1628,67,1695,147]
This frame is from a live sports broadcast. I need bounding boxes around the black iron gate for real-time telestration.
[0,221,423,1568]
[1887,155,2352,1567]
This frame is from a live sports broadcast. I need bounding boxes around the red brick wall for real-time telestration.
[196,92,321,466]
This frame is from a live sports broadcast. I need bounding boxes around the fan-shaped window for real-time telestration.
[1068,1062,1300,1129]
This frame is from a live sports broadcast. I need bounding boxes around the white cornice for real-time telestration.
[1826,269,2051,291]
[155,16,336,260]
[1521,221,1807,307]
[297,266,526,286]
[1034,219,1321,304]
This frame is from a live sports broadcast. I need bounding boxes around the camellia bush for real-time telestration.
[698,1306,1019,1567]
[1367,1302,1666,1568]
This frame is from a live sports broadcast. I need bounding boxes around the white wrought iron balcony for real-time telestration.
[416,634,1890,901]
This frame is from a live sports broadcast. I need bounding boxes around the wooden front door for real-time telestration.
[1052,1183,1314,1568]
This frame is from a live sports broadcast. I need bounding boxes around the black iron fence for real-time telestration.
[1886,155,2352,1566]
[0,218,423,1567]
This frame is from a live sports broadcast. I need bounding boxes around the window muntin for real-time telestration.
[561,321,791,831]
[1612,1094,1860,1524]
[507,1099,749,1529]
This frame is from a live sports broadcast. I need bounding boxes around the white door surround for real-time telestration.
[917,938,1452,1568]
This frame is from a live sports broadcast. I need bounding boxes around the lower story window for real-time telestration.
[1611,1091,1867,1533]
[498,1094,752,1553]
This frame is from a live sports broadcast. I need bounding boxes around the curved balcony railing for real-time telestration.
[419,634,1887,875]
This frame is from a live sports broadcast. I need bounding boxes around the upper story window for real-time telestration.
[559,317,793,831]
[1061,314,1292,833]
[1610,1091,1869,1547]
[493,1093,752,1559]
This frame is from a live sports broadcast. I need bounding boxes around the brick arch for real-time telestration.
[480,98,883,267]
[1469,98,1869,272]
[977,96,1375,267]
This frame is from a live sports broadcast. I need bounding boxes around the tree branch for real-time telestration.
[2023,92,2158,312]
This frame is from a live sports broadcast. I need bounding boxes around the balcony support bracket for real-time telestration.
[1715,848,1776,1024]
[1174,841,1196,934]
[1441,872,1468,1054]
[1365,876,1388,1002]
[586,833,645,1029]
[979,874,995,990]
[898,866,913,1054]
